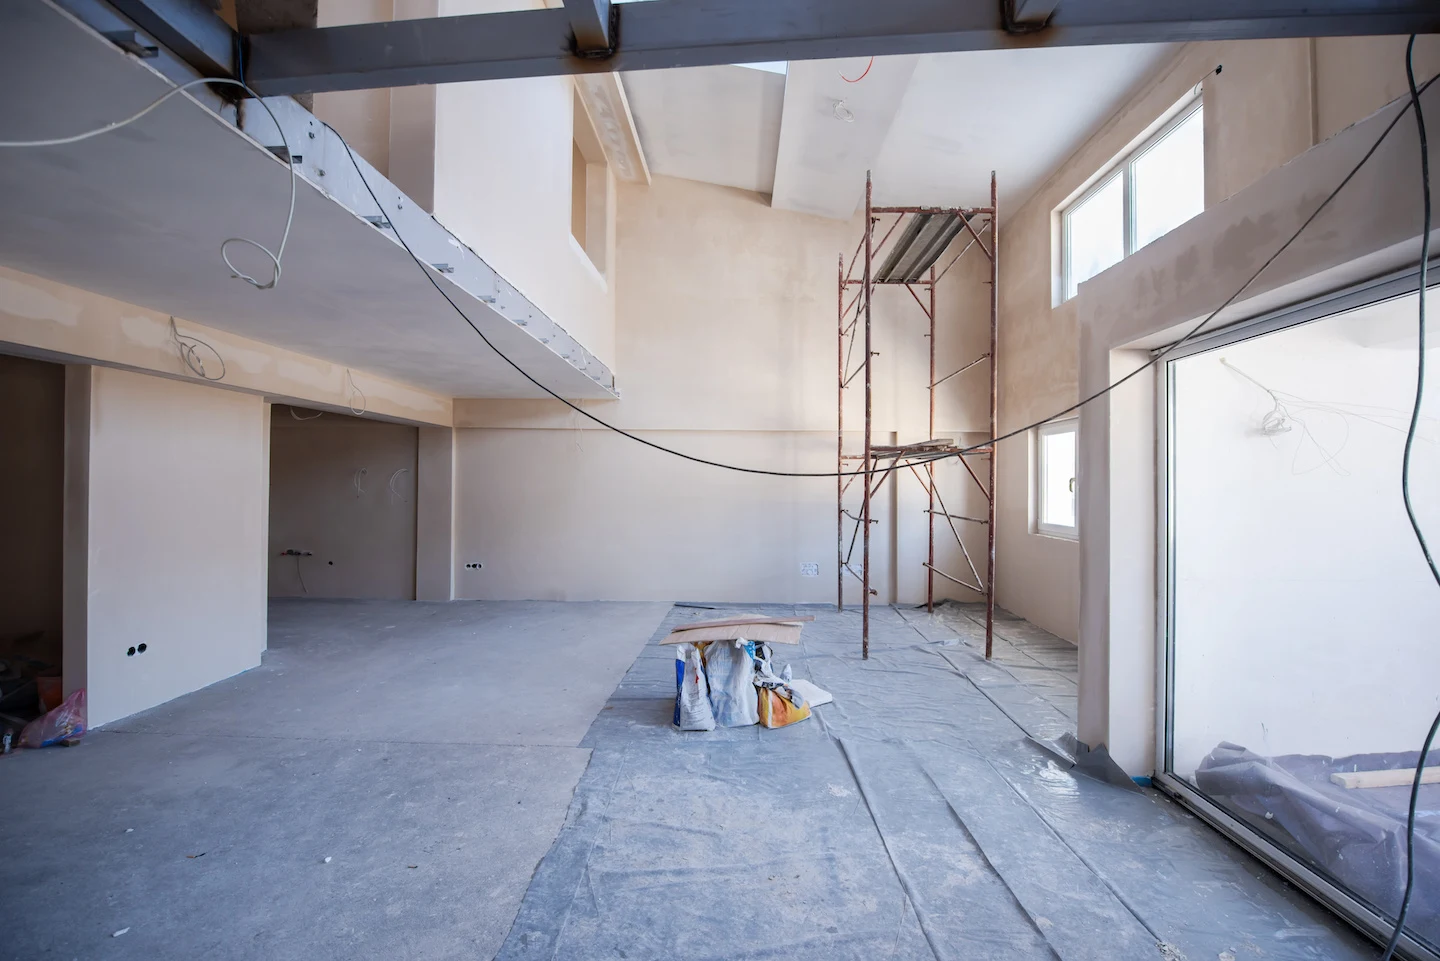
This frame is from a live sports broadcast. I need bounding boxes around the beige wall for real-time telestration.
[432,0,617,367]
[312,0,619,370]
[1075,74,1439,776]
[0,354,65,656]
[268,408,419,600]
[0,266,452,426]
[313,0,395,177]
[453,174,995,604]
[68,366,269,728]
[415,426,456,601]
[995,35,1440,645]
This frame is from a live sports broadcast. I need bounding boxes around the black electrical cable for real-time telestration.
[329,75,1438,481]
[1379,34,1438,961]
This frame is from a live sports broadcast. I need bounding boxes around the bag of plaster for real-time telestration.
[751,643,811,729]
[756,686,811,729]
[19,688,86,748]
[673,643,715,731]
[702,640,759,727]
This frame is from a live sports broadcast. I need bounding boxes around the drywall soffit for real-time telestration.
[771,55,919,220]
[0,0,617,400]
[575,71,650,184]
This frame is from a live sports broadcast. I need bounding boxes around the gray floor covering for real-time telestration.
[0,600,1379,961]
[0,599,670,961]
[495,602,1378,961]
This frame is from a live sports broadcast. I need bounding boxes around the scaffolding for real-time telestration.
[837,171,998,660]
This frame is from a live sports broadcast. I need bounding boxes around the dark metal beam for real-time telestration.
[563,0,611,53]
[1008,0,1060,26]
[245,0,1440,95]
[104,0,235,77]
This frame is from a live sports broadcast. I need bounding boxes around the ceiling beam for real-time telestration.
[106,0,1440,95]
[1007,0,1060,27]
[103,0,235,77]
[563,0,611,53]
[244,0,1440,94]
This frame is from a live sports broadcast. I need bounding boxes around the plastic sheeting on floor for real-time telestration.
[1197,743,1440,947]
[495,604,1379,961]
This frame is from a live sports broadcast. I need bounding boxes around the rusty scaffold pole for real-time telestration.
[836,170,1000,661]
[861,174,874,660]
[985,171,999,660]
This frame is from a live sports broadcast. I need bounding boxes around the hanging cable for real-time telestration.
[288,406,322,421]
[170,316,226,381]
[840,57,874,83]
[388,467,410,503]
[346,369,368,416]
[325,72,1437,481]
[0,77,296,291]
[1379,33,1438,961]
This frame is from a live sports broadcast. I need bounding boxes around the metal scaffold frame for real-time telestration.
[837,171,999,660]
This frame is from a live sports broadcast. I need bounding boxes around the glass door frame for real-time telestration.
[1153,260,1440,961]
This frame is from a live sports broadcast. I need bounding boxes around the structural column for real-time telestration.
[415,426,457,601]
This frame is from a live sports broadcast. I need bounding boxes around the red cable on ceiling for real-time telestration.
[840,57,874,83]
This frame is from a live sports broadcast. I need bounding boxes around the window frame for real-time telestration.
[1062,97,1203,302]
[1034,418,1079,540]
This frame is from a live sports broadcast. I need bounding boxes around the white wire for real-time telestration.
[170,316,226,381]
[353,467,367,496]
[388,468,410,503]
[346,369,367,416]
[0,77,297,291]
[288,406,322,421]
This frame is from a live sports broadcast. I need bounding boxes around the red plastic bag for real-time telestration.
[19,688,86,748]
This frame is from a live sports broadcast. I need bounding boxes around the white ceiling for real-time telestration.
[623,65,785,195]
[622,43,1177,217]
[770,56,918,219]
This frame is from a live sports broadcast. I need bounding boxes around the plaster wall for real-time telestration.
[268,409,419,600]
[1168,303,1440,775]
[995,35,1440,647]
[432,0,616,367]
[311,0,618,371]
[1074,76,1440,775]
[0,355,65,655]
[313,0,394,178]
[0,265,452,426]
[69,366,269,728]
[416,427,457,601]
[453,175,995,603]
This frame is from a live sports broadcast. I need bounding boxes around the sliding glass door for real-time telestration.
[1158,271,1440,959]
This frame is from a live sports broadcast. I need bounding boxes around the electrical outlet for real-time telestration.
[799,562,820,577]
[463,562,483,570]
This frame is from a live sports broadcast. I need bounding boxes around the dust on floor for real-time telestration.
[495,602,1374,961]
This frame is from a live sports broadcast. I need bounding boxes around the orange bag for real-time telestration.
[756,687,810,729]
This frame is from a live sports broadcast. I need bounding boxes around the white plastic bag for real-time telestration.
[703,640,759,727]
[673,643,715,731]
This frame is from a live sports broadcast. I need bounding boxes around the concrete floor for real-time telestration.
[0,599,670,961]
[0,600,1378,960]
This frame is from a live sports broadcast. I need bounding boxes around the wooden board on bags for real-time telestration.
[666,614,815,632]
[660,618,806,646]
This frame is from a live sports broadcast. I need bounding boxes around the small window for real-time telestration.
[1062,99,1203,301]
[1035,420,1078,539]
[571,89,609,274]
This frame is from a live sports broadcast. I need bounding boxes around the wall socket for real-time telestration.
[799,562,820,577]
[463,562,483,570]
